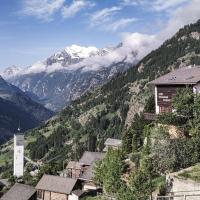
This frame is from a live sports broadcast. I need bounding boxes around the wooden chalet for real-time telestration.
[150,66,200,114]
[36,175,78,200]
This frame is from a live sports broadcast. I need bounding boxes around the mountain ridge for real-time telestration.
[2,43,135,111]
[0,76,53,143]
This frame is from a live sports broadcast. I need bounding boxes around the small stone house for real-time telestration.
[1,183,37,200]
[36,174,78,200]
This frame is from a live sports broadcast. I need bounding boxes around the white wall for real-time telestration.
[155,86,159,114]
[13,135,24,177]
[69,193,79,200]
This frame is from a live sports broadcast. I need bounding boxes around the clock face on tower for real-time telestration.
[17,149,21,153]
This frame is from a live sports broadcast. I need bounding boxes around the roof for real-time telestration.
[79,151,105,166]
[36,175,77,195]
[1,183,36,200]
[149,66,200,85]
[104,138,122,147]
[66,161,81,170]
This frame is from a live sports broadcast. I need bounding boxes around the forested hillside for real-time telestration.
[0,76,53,144]
[0,20,200,189]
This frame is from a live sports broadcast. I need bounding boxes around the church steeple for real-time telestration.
[17,121,21,133]
[13,122,24,177]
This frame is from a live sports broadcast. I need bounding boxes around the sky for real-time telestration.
[0,0,200,69]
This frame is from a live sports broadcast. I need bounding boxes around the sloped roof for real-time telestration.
[149,66,200,85]
[36,175,77,195]
[1,183,36,200]
[79,151,105,166]
[104,138,122,147]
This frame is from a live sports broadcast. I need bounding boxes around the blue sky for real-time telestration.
[0,0,199,69]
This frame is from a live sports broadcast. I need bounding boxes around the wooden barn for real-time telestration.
[36,175,78,200]
[150,66,200,114]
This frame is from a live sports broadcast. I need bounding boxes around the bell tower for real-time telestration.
[13,125,24,177]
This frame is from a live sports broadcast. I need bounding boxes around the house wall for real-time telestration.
[155,85,191,114]
[67,168,81,179]
[83,182,97,191]
[155,86,159,114]
[38,190,68,200]
[50,192,68,200]
[68,193,79,200]
[193,82,200,94]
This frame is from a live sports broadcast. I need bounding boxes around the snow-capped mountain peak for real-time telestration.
[1,42,136,111]
[64,44,99,59]
[1,65,22,79]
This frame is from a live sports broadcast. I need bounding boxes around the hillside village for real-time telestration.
[2,65,200,199]
[0,14,200,200]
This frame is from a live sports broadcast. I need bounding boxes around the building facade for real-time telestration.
[36,175,78,200]
[150,66,200,114]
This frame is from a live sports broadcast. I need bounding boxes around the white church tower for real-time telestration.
[13,127,24,177]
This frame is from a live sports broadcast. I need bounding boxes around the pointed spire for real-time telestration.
[17,121,21,133]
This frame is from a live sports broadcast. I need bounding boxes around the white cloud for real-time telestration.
[121,0,146,6]
[120,0,200,66]
[159,0,200,40]
[121,0,189,11]
[16,0,200,75]
[89,6,138,32]
[90,6,122,26]
[21,0,65,21]
[103,18,138,32]
[63,33,158,72]
[152,0,189,11]
[62,0,95,19]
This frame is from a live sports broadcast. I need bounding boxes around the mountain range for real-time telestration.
[0,76,53,143]
[1,44,136,111]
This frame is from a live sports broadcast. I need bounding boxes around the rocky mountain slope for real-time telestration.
[1,44,135,111]
[1,19,200,171]
[0,76,53,143]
